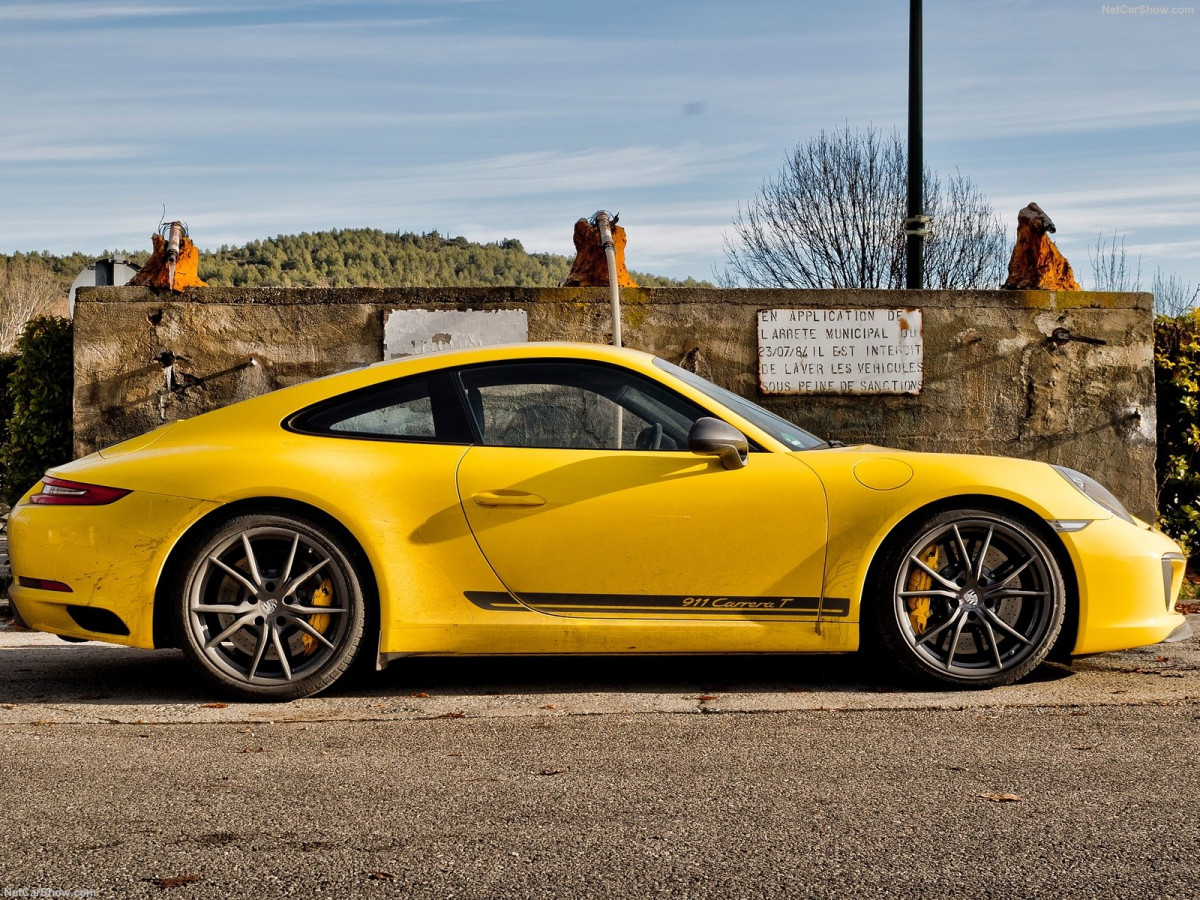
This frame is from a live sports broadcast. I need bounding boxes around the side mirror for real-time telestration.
[688,417,748,470]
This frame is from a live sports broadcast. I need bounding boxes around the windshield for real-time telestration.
[654,358,826,451]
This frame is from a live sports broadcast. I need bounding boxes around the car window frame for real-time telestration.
[283,370,475,445]
[449,358,765,452]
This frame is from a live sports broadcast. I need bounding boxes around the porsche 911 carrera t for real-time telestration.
[7,343,1190,699]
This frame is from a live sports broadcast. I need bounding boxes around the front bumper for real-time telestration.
[1058,515,1188,655]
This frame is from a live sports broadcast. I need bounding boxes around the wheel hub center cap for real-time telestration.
[260,598,279,616]
[960,588,980,608]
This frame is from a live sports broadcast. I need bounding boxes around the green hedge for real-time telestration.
[0,317,73,506]
[0,353,17,461]
[1155,311,1200,558]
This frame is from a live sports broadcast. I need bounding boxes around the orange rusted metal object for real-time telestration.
[1002,202,1080,291]
[562,217,637,288]
[129,222,208,292]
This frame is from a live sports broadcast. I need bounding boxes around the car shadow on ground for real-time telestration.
[0,621,1076,707]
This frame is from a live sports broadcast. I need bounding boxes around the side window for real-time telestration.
[457,361,708,450]
[288,375,469,443]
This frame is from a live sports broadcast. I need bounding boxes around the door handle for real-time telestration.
[471,490,546,508]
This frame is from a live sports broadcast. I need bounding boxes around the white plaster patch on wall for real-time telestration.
[383,309,528,359]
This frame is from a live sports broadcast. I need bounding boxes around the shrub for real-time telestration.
[1,317,73,506]
[1154,311,1200,557]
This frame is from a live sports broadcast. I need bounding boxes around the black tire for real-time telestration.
[172,510,368,701]
[867,508,1066,688]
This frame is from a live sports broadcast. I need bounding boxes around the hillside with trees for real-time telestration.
[0,228,706,350]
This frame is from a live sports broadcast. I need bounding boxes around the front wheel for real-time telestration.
[868,509,1066,688]
[173,511,368,701]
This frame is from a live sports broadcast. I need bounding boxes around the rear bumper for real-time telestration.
[8,490,216,648]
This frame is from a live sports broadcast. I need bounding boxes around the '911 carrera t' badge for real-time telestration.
[464,591,850,618]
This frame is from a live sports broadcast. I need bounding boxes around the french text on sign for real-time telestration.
[757,308,923,395]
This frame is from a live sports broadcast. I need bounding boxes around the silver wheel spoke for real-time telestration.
[984,588,1047,599]
[989,556,1034,591]
[915,608,964,646]
[909,556,960,591]
[284,559,330,598]
[952,525,971,575]
[210,558,258,596]
[973,525,994,581]
[976,614,1004,669]
[285,603,348,616]
[287,615,336,651]
[270,626,294,682]
[281,532,300,584]
[190,601,251,615]
[981,605,1034,646]
[240,533,264,587]
[247,625,270,680]
[944,611,969,670]
[899,588,959,600]
[204,611,258,651]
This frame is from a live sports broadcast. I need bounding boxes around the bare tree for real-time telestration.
[721,125,1008,289]
[1088,231,1142,292]
[0,256,63,352]
[1152,268,1199,317]
[1088,232,1198,315]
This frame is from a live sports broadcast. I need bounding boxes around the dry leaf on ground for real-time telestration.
[978,792,1024,803]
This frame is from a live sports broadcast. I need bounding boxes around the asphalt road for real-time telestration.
[1,617,1198,898]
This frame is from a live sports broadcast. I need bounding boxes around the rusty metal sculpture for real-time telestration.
[129,221,208,292]
[1001,202,1080,291]
[562,215,637,288]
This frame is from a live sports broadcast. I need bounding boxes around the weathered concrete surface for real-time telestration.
[73,286,1157,517]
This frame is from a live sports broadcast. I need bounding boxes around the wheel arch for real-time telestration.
[152,496,381,650]
[859,493,1080,660]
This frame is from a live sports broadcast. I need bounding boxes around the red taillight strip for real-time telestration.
[29,477,131,506]
[17,577,73,593]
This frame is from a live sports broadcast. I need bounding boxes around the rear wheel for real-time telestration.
[173,511,368,701]
[869,508,1066,688]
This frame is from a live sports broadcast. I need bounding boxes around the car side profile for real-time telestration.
[7,342,1190,700]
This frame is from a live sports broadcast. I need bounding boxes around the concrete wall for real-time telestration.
[73,286,1157,518]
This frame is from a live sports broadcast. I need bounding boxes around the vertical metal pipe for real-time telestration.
[593,211,622,347]
[592,210,624,447]
[905,0,925,290]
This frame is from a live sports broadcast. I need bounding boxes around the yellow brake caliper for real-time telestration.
[905,545,939,635]
[301,577,334,656]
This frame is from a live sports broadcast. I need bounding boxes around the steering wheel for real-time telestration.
[636,422,664,451]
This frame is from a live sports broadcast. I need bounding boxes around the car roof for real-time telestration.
[159,342,667,434]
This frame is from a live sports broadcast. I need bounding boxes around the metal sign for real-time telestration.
[757,308,923,395]
[383,309,528,359]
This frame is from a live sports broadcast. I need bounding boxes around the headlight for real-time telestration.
[1051,465,1136,525]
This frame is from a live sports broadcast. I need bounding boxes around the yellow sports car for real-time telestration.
[8,343,1190,700]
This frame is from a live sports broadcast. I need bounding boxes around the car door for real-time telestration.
[453,359,835,623]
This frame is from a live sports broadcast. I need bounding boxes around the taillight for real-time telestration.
[30,476,131,506]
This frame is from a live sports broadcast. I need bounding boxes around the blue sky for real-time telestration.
[2,0,1198,288]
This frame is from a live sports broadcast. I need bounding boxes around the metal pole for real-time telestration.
[593,211,622,347]
[592,210,624,447]
[904,0,928,289]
